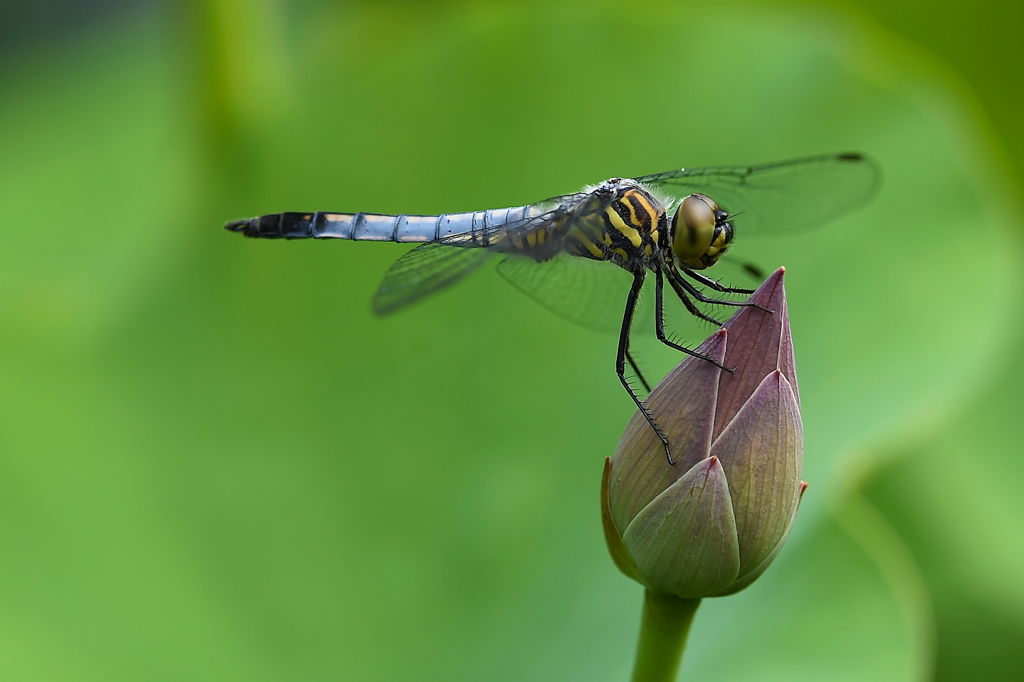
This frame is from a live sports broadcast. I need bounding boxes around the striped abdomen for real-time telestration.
[224,206,536,243]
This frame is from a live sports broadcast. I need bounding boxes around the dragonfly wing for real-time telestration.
[491,189,659,333]
[372,191,596,316]
[496,252,651,334]
[636,153,881,234]
[436,189,604,258]
[372,242,494,315]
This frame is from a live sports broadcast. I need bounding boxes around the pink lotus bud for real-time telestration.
[602,268,808,598]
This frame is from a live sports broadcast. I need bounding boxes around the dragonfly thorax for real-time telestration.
[573,179,668,269]
[670,192,734,270]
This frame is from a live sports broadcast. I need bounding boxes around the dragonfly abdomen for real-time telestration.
[224,206,536,243]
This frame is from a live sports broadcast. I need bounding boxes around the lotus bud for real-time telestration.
[601,268,807,598]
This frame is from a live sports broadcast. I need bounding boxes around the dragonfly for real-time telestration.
[226,152,879,464]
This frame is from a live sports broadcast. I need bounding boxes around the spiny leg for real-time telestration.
[625,350,652,394]
[661,264,725,326]
[683,267,755,295]
[617,271,674,465]
[666,260,770,313]
[655,269,730,371]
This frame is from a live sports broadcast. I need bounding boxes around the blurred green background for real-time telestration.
[2,0,1023,680]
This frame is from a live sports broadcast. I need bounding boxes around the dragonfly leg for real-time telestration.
[668,261,770,313]
[617,271,674,465]
[625,350,652,394]
[660,265,726,326]
[656,269,730,371]
[683,267,756,295]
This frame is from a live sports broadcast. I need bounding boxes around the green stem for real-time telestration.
[630,591,701,682]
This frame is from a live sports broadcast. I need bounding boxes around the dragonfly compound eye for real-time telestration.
[672,193,718,267]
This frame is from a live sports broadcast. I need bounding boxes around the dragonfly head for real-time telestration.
[670,193,734,270]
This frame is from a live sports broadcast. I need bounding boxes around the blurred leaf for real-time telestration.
[863,322,1024,681]
[842,0,1024,181]
[0,20,195,340]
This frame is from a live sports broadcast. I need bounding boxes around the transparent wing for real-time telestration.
[372,242,494,315]
[635,153,881,234]
[437,188,607,257]
[496,252,655,334]
[372,190,594,315]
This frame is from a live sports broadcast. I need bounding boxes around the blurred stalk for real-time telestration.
[631,592,700,682]
[175,0,291,177]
